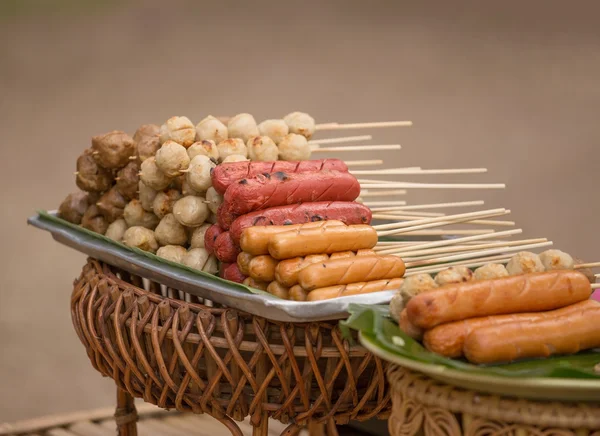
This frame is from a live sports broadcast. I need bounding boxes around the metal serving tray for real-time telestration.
[28,212,398,322]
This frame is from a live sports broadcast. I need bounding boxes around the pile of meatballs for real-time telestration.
[58,112,317,275]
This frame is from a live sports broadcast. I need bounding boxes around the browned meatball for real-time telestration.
[76,149,113,192]
[91,130,136,169]
[81,205,108,234]
[115,160,140,200]
[134,124,161,162]
[58,191,91,224]
[96,187,127,222]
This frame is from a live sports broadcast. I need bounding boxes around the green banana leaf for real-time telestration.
[341,303,600,379]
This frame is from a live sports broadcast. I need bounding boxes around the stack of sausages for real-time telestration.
[395,266,599,365]
[236,220,406,301]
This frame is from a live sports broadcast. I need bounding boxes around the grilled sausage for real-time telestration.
[219,262,247,283]
[269,225,378,260]
[298,255,406,291]
[204,225,224,255]
[218,170,360,229]
[239,220,345,255]
[213,231,241,263]
[211,159,348,194]
[289,285,308,301]
[229,201,372,243]
[248,255,279,282]
[275,249,376,287]
[423,299,599,358]
[243,277,269,291]
[399,309,424,340]
[267,281,289,299]
[306,277,404,301]
[237,252,254,276]
[406,270,592,329]
[463,300,600,364]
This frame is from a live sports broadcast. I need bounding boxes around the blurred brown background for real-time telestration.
[1,0,598,422]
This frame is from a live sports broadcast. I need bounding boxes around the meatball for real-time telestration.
[573,257,596,283]
[134,123,161,162]
[473,263,509,281]
[283,111,316,139]
[227,113,259,142]
[216,138,247,162]
[76,149,113,192]
[205,187,223,214]
[506,251,544,275]
[539,249,575,271]
[154,213,188,246]
[435,266,474,286]
[188,140,219,161]
[140,157,172,191]
[96,187,127,222]
[115,160,140,200]
[189,223,211,249]
[157,245,188,263]
[187,155,217,192]
[278,133,311,161]
[58,191,91,224]
[257,119,289,144]
[401,273,437,303]
[173,196,210,227]
[155,140,190,177]
[222,154,249,163]
[159,116,196,147]
[247,136,279,161]
[123,226,159,253]
[105,219,128,242]
[195,115,228,144]
[81,205,108,235]
[152,189,182,219]
[182,247,210,271]
[123,199,159,229]
[91,130,136,169]
[139,181,158,212]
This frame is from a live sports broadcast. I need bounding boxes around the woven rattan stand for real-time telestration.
[387,365,600,435]
[71,259,390,435]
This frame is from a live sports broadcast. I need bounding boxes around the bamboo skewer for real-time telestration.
[376,229,523,255]
[369,201,485,212]
[363,200,408,207]
[360,182,506,189]
[372,213,515,227]
[575,262,600,269]
[344,160,384,167]
[351,168,488,175]
[395,229,497,236]
[404,254,515,276]
[311,144,401,152]
[308,135,372,145]
[315,121,413,130]
[374,208,508,231]
[591,283,600,290]
[373,211,444,218]
[361,190,408,197]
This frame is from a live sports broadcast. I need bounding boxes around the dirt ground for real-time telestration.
[1,0,598,423]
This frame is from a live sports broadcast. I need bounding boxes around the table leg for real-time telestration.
[115,388,138,436]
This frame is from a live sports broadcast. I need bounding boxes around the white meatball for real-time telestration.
[154,214,188,246]
[139,181,158,212]
[172,196,210,227]
[152,189,182,219]
[258,119,289,144]
[247,136,279,161]
[207,213,218,224]
[205,187,223,214]
[217,138,247,162]
[123,199,159,229]
[195,115,228,144]
[203,254,219,274]
[222,154,249,163]
[182,178,202,196]
[539,249,575,271]
[435,266,474,286]
[123,226,158,253]
[389,292,405,322]
[159,116,196,147]
[506,251,545,275]
[227,113,259,142]
[140,157,171,191]
[188,140,219,161]
[157,245,187,263]
[105,219,128,242]
[400,273,437,303]
[189,223,211,248]
[283,111,316,139]
[474,263,509,280]
[182,247,210,270]
[187,155,216,192]
[278,133,311,161]
[155,140,190,177]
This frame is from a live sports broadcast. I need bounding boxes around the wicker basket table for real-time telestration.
[71,259,391,435]
[387,365,600,435]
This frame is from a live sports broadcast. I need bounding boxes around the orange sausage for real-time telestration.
[306,277,403,301]
[243,277,269,291]
[406,270,591,329]
[237,252,254,276]
[239,220,345,255]
[266,281,290,299]
[299,255,405,291]
[289,285,308,301]
[463,300,600,364]
[399,309,424,340]
[248,255,279,282]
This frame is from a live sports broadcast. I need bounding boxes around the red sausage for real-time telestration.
[219,171,361,229]
[229,201,372,244]
[220,262,247,283]
[213,231,241,263]
[204,224,224,255]
[211,159,348,194]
